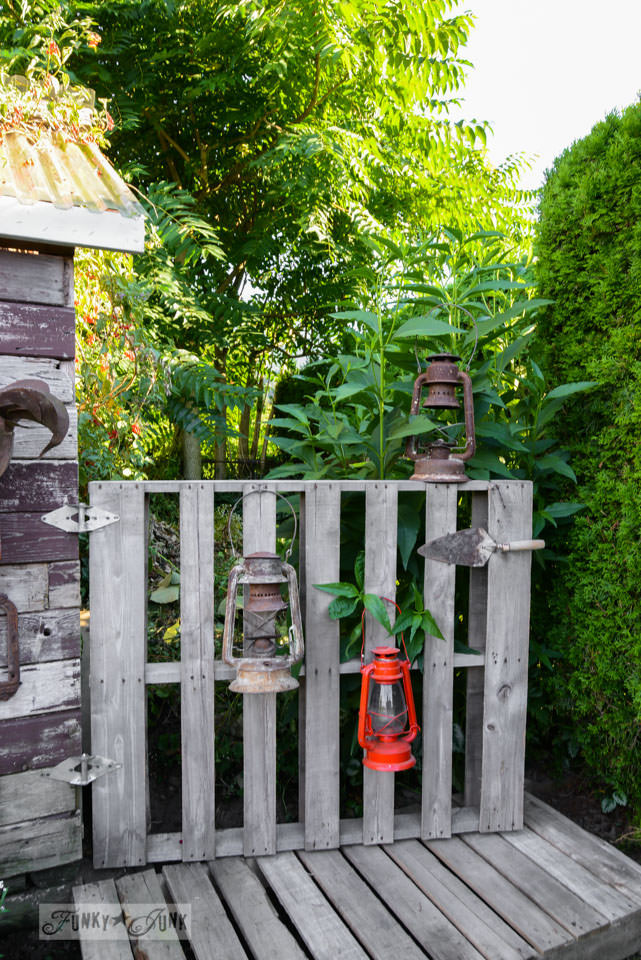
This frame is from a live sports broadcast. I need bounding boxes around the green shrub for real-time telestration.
[535,100,641,814]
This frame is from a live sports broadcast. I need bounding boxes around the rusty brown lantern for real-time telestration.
[405,353,476,483]
[222,493,303,694]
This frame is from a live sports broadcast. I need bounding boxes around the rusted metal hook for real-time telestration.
[0,378,69,478]
[0,593,20,701]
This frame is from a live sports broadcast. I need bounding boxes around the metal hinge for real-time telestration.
[41,502,119,534]
[41,753,122,787]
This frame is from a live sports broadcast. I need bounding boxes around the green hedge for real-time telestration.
[534,101,641,813]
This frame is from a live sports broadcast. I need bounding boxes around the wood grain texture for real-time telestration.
[258,851,369,960]
[115,869,186,960]
[0,708,81,775]
[0,249,72,306]
[363,482,398,845]
[0,300,75,358]
[210,857,306,960]
[480,481,533,832]
[0,511,78,564]
[0,356,74,402]
[0,563,48,612]
[0,461,77,512]
[242,484,277,857]
[422,483,458,839]
[0,811,81,878]
[304,483,341,850]
[0,767,77,827]
[385,839,535,960]
[12,404,77,460]
[0,607,79,667]
[299,848,427,960]
[90,483,148,868]
[179,484,216,861]
[1,657,80,720]
[465,491,488,807]
[344,843,485,960]
[48,560,81,608]
[73,878,134,960]
[164,862,247,960]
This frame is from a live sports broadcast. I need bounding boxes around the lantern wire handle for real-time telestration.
[360,595,410,668]
[226,489,298,561]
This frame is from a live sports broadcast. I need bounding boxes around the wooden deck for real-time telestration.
[72,795,641,960]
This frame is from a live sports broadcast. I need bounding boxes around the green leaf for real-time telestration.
[601,795,617,814]
[330,310,380,334]
[543,502,585,519]
[328,596,359,619]
[387,415,438,440]
[314,582,360,598]
[150,585,180,604]
[421,609,444,640]
[545,381,599,401]
[397,499,421,569]
[536,455,577,482]
[354,551,365,591]
[363,594,393,635]
[275,404,310,425]
[613,790,628,806]
[393,315,462,339]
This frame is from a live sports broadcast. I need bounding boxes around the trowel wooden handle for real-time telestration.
[496,539,545,553]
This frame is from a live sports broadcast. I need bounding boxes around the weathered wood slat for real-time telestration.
[49,559,81,608]
[385,839,535,960]
[0,657,80,720]
[135,479,493,493]
[242,484,277,857]
[0,811,81,877]
[115,869,186,960]
[344,843,485,960]
[179,484,216,861]
[90,483,148,868]
[524,793,641,904]
[304,482,341,850]
[0,607,79,667]
[164,862,247,960]
[464,831,607,938]
[0,563,48,612]
[0,249,72,307]
[465,490,488,807]
[480,481,533,832]
[210,857,306,959]
[0,300,75,358]
[425,834,571,953]
[12,404,77,460]
[73,878,134,960]
[0,356,74,402]
[299,848,427,960]
[363,482,398,845]
[0,708,81,775]
[258,851,369,960]
[0,767,76,827]
[0,511,78,564]
[422,483,458,839]
[0,461,77,512]
[502,825,639,922]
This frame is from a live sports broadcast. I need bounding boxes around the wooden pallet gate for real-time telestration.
[88,477,533,868]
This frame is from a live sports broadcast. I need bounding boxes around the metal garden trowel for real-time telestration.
[418,527,545,568]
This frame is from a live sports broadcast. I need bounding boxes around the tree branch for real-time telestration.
[293,53,320,124]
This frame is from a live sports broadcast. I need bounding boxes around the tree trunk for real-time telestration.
[182,429,202,480]
[250,379,265,468]
[238,403,251,471]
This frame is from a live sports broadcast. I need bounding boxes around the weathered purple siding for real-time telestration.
[0,708,82,775]
[0,513,78,564]
[0,461,77,513]
[0,301,75,359]
[0,609,80,666]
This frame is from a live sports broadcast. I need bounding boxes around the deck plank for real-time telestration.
[257,850,368,959]
[384,839,534,960]
[299,848,426,960]
[210,857,306,960]
[464,831,607,937]
[503,826,640,922]
[163,862,247,960]
[73,878,133,960]
[524,793,641,904]
[115,868,186,959]
[344,843,486,960]
[424,835,571,953]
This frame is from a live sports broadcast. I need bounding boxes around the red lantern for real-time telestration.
[358,644,419,772]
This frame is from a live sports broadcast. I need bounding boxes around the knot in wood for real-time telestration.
[497,684,512,700]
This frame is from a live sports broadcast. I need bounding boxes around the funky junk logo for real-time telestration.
[39,903,191,941]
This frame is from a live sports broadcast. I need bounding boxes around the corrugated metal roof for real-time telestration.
[0,129,144,218]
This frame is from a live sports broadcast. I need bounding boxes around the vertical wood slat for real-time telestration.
[304,483,341,849]
[242,484,277,856]
[180,483,215,861]
[422,484,458,840]
[90,483,148,867]
[363,483,398,845]
[480,480,533,832]
[464,491,489,807]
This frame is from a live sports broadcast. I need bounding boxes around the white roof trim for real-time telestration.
[0,196,145,253]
